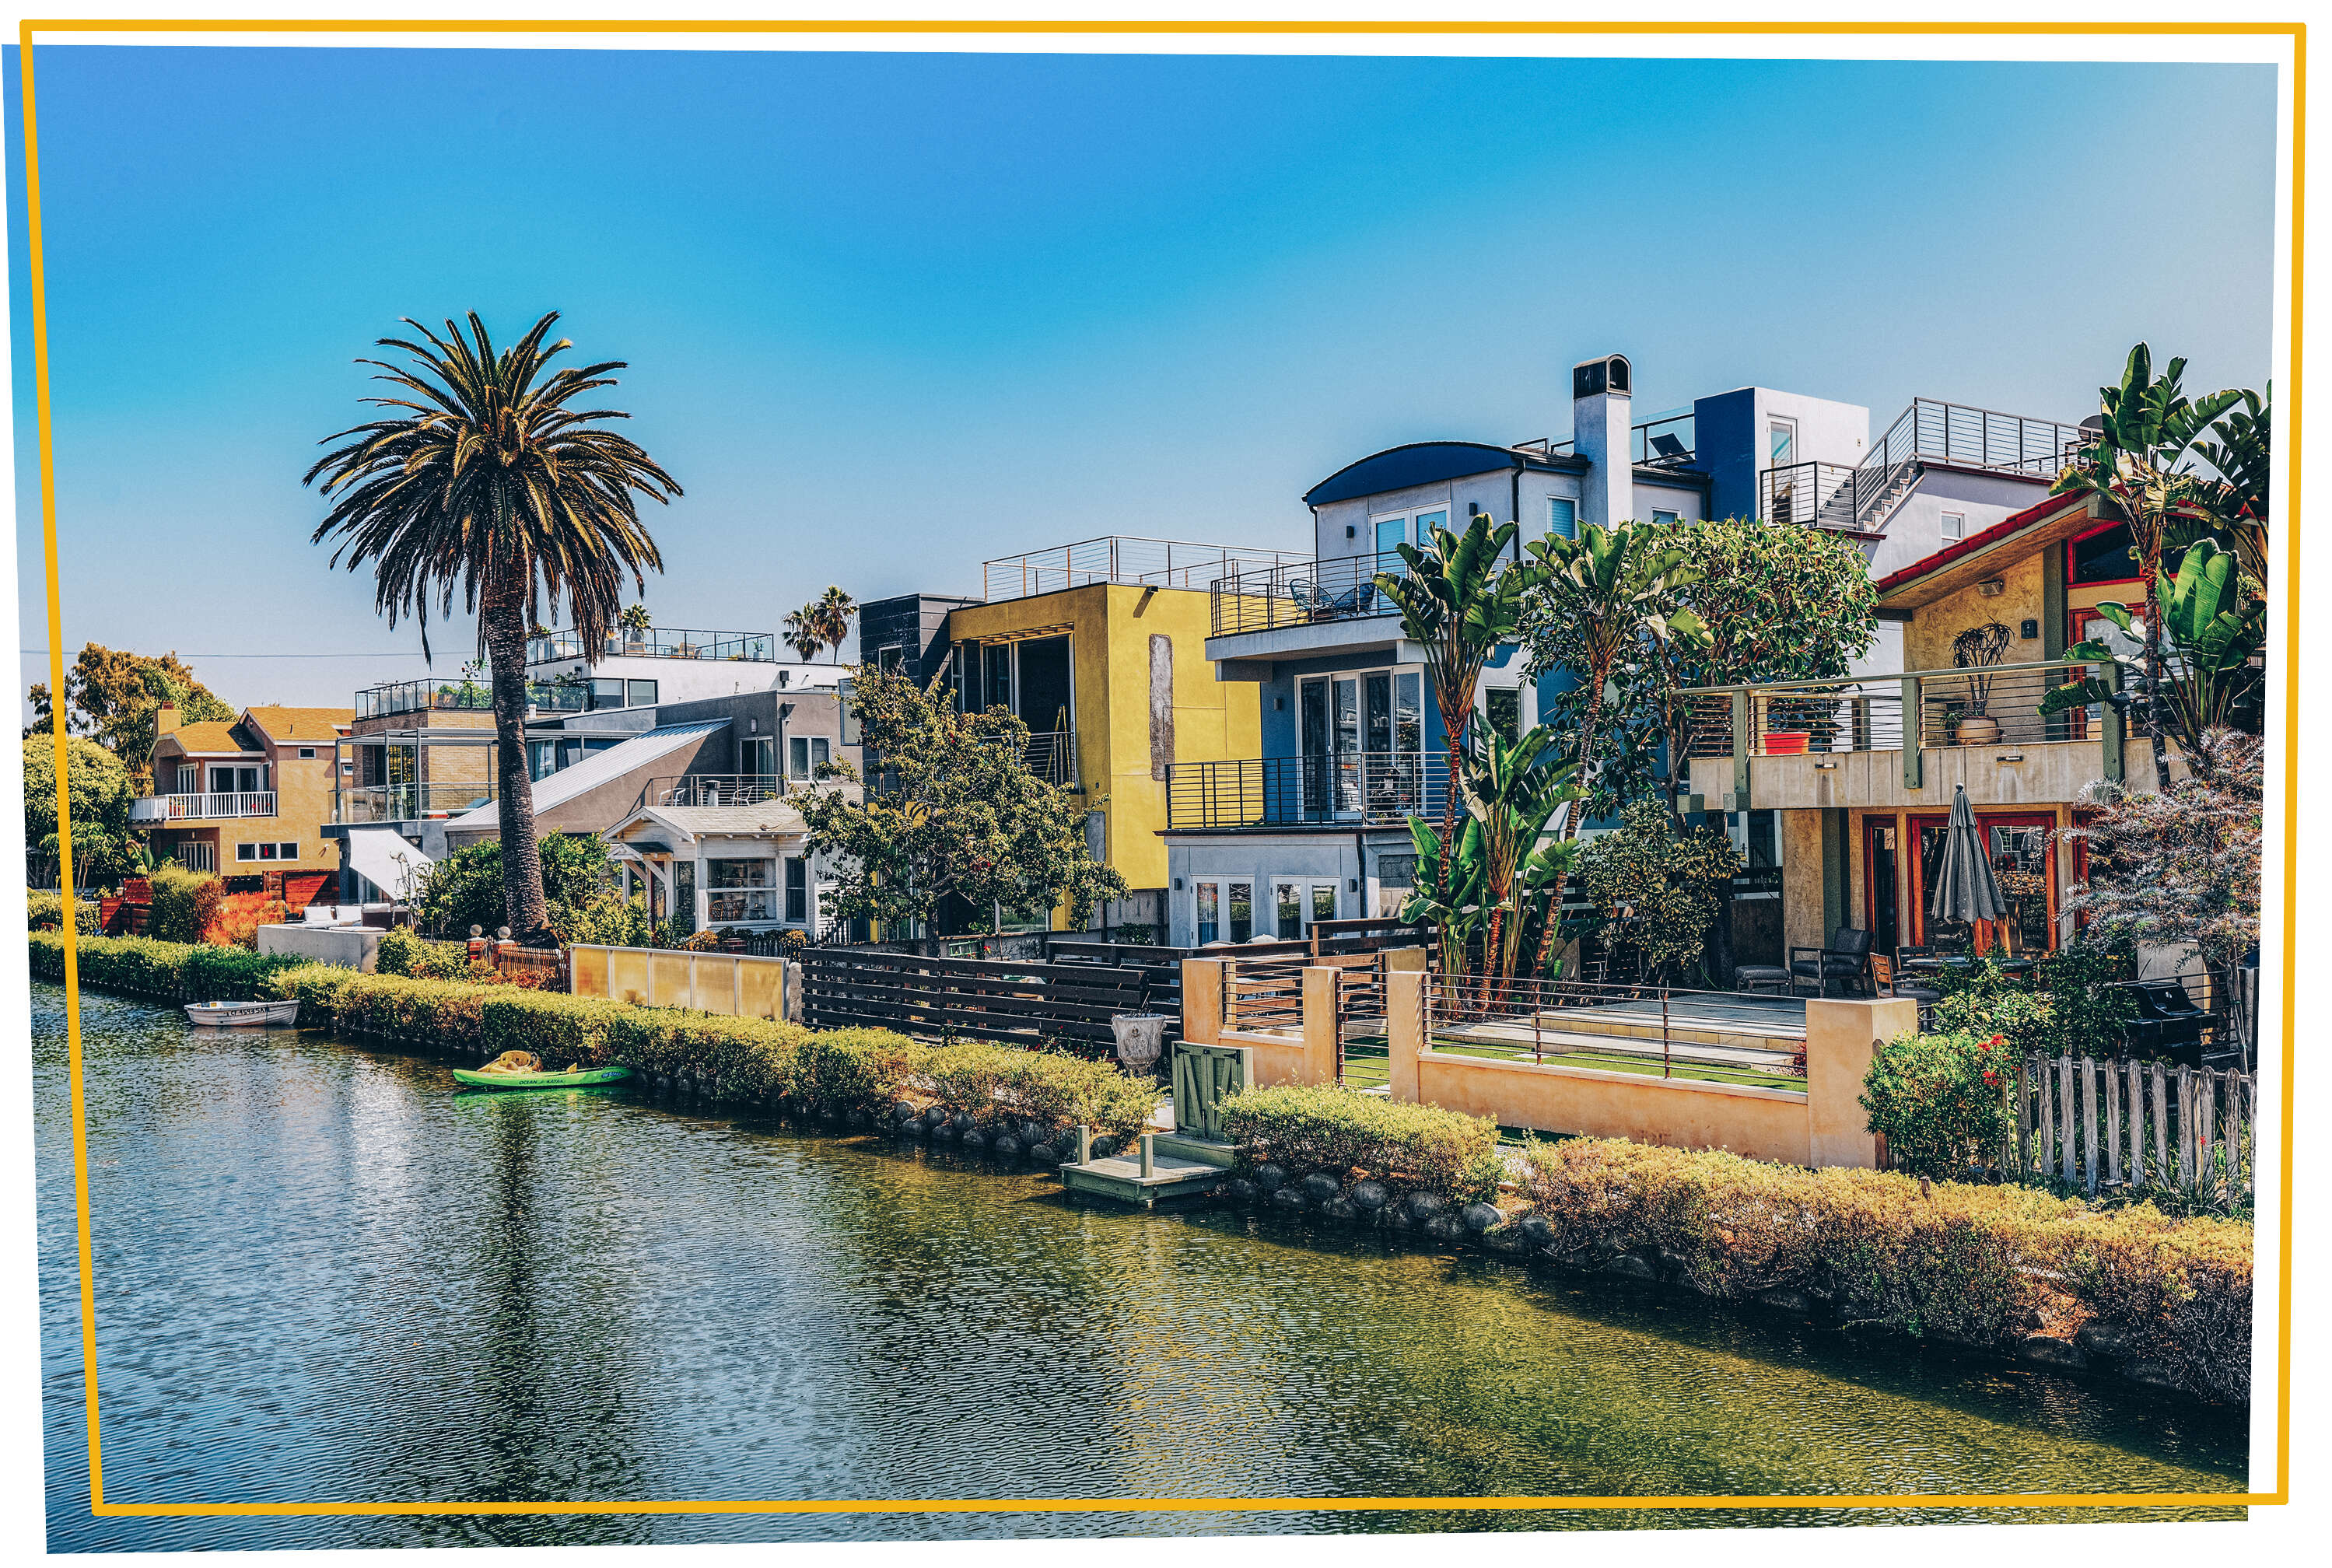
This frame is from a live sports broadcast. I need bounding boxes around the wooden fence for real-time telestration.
[799,948,1181,1052]
[2013,1052,2257,1199]
[570,943,793,1020]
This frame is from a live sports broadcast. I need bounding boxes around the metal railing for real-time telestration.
[130,791,277,823]
[355,678,590,719]
[527,628,776,664]
[1021,730,1076,786]
[1758,460,1893,537]
[1631,410,1696,467]
[1166,752,1447,829]
[1510,436,1574,460]
[335,782,495,823]
[1209,550,1409,637]
[1423,971,1809,1088]
[647,774,791,808]
[979,537,1308,602]
[1769,398,2088,537]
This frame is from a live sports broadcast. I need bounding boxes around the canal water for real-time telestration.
[34,983,2246,1549]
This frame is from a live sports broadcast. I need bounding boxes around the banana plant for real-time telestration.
[1455,723,1581,984]
[2040,536,2263,759]
[1401,812,1487,981]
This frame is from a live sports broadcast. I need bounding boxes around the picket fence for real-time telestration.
[2014,1052,2257,1199]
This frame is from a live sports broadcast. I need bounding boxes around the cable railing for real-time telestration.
[979,537,1308,602]
[1165,752,1447,830]
[1680,659,2141,763]
[1210,550,1413,637]
[527,628,776,663]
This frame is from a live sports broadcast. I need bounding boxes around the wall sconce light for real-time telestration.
[1977,577,2007,597]
[1173,877,1185,891]
[2019,618,2040,639]
[1346,525,1356,538]
[1813,761,1838,770]
[1998,752,2025,763]
[1274,695,1286,710]
[1349,878,1360,892]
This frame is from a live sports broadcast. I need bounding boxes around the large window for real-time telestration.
[1369,506,1451,562]
[788,736,831,779]
[1547,497,1577,541]
[743,736,776,780]
[1298,666,1426,820]
[784,857,808,923]
[1769,418,1796,467]
[707,857,776,923]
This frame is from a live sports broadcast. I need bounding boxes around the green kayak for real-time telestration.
[452,1064,634,1091]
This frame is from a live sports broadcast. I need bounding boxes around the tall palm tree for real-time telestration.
[782,607,825,663]
[811,586,857,663]
[306,311,679,940]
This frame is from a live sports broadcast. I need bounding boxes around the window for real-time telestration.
[236,842,257,862]
[788,736,831,779]
[1940,510,1966,543]
[590,677,625,710]
[1769,418,1796,467]
[1371,506,1452,564]
[1651,509,1679,527]
[626,679,659,708]
[1311,884,1338,926]
[1485,687,1521,744]
[298,747,316,760]
[1194,880,1252,945]
[1374,515,1406,559]
[707,857,776,922]
[175,765,197,794]
[744,736,776,780]
[785,857,808,923]
[247,841,292,862]
[2069,520,2159,585]
[1274,880,1304,939]
[877,645,905,675]
[1412,508,1448,541]
[279,842,298,860]
[1548,497,1577,541]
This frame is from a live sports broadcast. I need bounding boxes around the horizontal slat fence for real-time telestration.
[2012,1052,2256,1201]
[799,948,1180,1052]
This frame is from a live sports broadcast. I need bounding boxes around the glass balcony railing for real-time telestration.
[336,782,498,824]
[355,679,589,720]
[527,628,776,664]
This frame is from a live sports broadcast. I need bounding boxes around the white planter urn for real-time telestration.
[1111,1013,1168,1072]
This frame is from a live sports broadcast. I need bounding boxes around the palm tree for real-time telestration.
[811,586,857,662]
[2050,344,2239,789]
[782,607,824,663]
[306,311,679,940]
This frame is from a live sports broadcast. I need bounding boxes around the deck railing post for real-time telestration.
[2096,658,2124,783]
[1902,674,1924,790]
[1730,691,1752,808]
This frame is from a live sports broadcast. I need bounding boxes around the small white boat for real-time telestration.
[184,999,301,1028]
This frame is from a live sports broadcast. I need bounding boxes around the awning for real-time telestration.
[343,828,434,901]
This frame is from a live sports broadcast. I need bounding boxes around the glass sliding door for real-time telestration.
[1300,677,1330,820]
[1274,881,1304,940]
[1333,677,1360,816]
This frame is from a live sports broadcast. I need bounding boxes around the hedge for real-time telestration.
[1514,1137,2252,1405]
[30,930,305,1001]
[1217,1084,1504,1203]
[27,893,99,935]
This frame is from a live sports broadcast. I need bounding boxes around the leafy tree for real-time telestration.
[2050,344,2241,788]
[26,643,236,784]
[2064,726,2260,992]
[1454,723,1579,983]
[1400,813,1486,981]
[24,734,137,887]
[306,311,680,943]
[1574,802,1742,985]
[797,665,1126,944]
[411,831,632,940]
[1375,513,1528,888]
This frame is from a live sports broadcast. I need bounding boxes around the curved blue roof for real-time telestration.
[1302,441,1581,507]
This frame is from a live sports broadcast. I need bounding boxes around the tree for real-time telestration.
[2050,344,2241,788]
[1374,513,1528,891]
[1454,723,1579,984]
[306,311,680,943]
[2064,727,2260,1009]
[810,586,857,663]
[411,832,631,940]
[1518,521,1704,830]
[2043,536,2264,754]
[782,606,824,663]
[24,734,135,887]
[2194,383,2271,595]
[797,664,1126,944]
[26,643,236,785]
[1574,801,1742,985]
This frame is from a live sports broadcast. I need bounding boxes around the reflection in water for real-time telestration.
[35,985,2244,1550]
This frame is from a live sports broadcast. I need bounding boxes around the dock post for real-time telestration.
[1078,1125,1092,1165]
[1140,1133,1155,1178]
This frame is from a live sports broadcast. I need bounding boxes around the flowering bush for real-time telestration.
[1858,1028,2015,1179]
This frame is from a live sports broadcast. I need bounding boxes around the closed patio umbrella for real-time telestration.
[1928,783,2005,935]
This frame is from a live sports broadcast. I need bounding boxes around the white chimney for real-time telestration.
[1570,353,1633,532]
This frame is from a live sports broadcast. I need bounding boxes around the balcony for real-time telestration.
[527,628,776,664]
[1760,398,2088,537]
[647,775,792,808]
[1167,753,1447,831]
[356,677,589,721]
[979,537,1308,603]
[1210,551,1402,639]
[131,792,277,824]
[1679,660,2134,812]
[335,782,495,824]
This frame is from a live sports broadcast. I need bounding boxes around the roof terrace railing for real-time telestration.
[1631,410,1696,467]
[355,678,590,720]
[979,537,1308,602]
[527,628,776,664]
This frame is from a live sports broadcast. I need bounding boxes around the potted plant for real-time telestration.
[619,602,653,653]
[1952,621,2012,744]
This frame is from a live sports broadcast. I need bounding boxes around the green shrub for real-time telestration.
[1217,1083,1503,1202]
[2032,942,2140,1057]
[27,893,100,934]
[915,1041,1153,1141]
[146,864,224,946]
[1513,1138,2250,1405]
[1859,1028,2015,1179]
[374,926,472,981]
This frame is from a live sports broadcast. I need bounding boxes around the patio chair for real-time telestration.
[1789,927,1873,999]
[1869,953,1941,1020]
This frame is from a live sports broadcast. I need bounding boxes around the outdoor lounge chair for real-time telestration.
[1789,927,1873,998]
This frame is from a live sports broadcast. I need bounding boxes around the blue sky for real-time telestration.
[9,45,2279,712]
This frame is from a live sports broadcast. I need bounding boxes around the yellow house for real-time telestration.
[933,568,1264,929]
[136,704,353,884]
